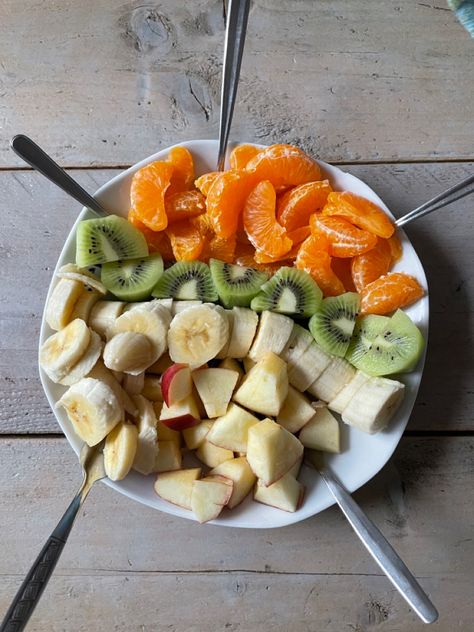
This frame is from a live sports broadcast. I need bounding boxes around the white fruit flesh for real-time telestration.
[287,341,331,392]
[154,468,201,510]
[280,324,313,366]
[233,352,288,417]
[161,364,193,406]
[131,394,159,475]
[242,356,256,373]
[88,360,137,417]
[248,311,293,361]
[70,289,101,321]
[207,403,259,452]
[307,356,356,402]
[59,330,103,386]
[57,264,107,295]
[328,370,370,414]
[226,307,259,358]
[122,372,145,395]
[218,358,244,385]
[40,318,91,383]
[254,472,304,513]
[192,368,239,418]
[155,417,181,448]
[155,441,182,472]
[182,420,213,450]
[45,278,84,330]
[210,457,256,509]
[196,439,234,468]
[299,408,341,453]
[113,304,171,364]
[276,386,315,433]
[216,310,234,359]
[89,300,126,339]
[159,393,200,430]
[103,332,155,375]
[171,300,203,315]
[104,422,138,481]
[191,476,233,523]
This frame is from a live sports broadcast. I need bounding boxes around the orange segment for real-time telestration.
[331,257,356,292]
[229,144,260,170]
[295,234,345,297]
[286,225,311,246]
[166,220,205,261]
[360,272,424,315]
[387,233,403,265]
[128,208,174,260]
[130,161,173,231]
[206,170,258,239]
[165,190,206,224]
[277,180,332,231]
[166,146,195,196]
[310,214,378,257]
[323,192,395,239]
[191,213,236,263]
[254,242,300,264]
[245,144,321,191]
[234,253,281,276]
[243,180,293,259]
[351,238,392,292]
[195,172,220,196]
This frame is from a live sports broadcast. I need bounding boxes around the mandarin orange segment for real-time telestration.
[295,235,345,297]
[229,144,260,170]
[243,180,293,259]
[310,214,377,257]
[351,238,392,292]
[323,192,395,239]
[130,161,173,231]
[191,213,236,263]
[359,272,424,315]
[165,190,206,224]
[166,220,205,261]
[245,144,321,191]
[166,146,195,196]
[233,253,282,276]
[206,169,258,239]
[254,242,301,264]
[286,225,311,246]
[277,180,332,231]
[195,171,220,196]
[128,208,174,260]
[331,256,356,292]
[387,233,403,265]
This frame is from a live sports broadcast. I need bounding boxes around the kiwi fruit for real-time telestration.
[76,215,148,267]
[101,253,163,301]
[250,267,322,317]
[347,309,425,376]
[209,259,268,307]
[309,292,360,357]
[152,261,218,301]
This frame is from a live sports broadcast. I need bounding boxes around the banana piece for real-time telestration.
[341,376,405,434]
[216,309,234,359]
[123,298,173,314]
[57,263,107,295]
[167,304,229,368]
[281,324,313,366]
[122,372,145,395]
[103,332,155,375]
[287,341,331,392]
[88,360,137,417]
[112,303,171,365]
[248,311,293,362]
[307,356,356,402]
[131,394,160,475]
[59,330,103,386]
[226,307,259,359]
[45,278,84,330]
[104,421,138,481]
[171,300,202,315]
[328,371,370,414]
[40,318,91,383]
[89,300,126,339]
[70,289,101,321]
[56,377,122,446]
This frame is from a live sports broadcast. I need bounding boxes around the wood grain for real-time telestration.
[0,436,472,630]
[0,1,473,167]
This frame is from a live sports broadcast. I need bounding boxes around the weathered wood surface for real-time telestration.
[0,436,472,631]
[1,1,473,167]
[1,163,472,434]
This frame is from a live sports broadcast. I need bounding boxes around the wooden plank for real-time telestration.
[1,162,472,433]
[0,1,473,167]
[0,436,472,630]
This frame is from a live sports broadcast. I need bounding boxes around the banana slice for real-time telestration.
[103,332,155,375]
[58,331,103,386]
[248,311,294,362]
[57,377,122,446]
[122,372,145,395]
[124,298,173,314]
[131,394,159,475]
[112,304,171,364]
[45,278,84,330]
[226,307,259,358]
[168,304,229,368]
[57,263,107,295]
[216,310,234,359]
[88,360,138,417]
[89,300,126,339]
[40,318,91,383]
[70,289,101,321]
[104,421,138,481]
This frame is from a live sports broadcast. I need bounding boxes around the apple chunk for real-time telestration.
[182,419,213,450]
[191,475,234,523]
[159,392,200,431]
[276,386,315,433]
[233,352,288,417]
[299,407,340,453]
[210,457,256,509]
[196,439,234,468]
[154,468,201,510]
[154,440,182,472]
[191,368,239,418]
[246,419,304,487]
[141,375,163,401]
[218,358,244,386]
[254,472,304,513]
[161,363,192,406]
[207,403,259,453]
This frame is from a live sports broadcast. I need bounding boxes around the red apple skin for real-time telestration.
[161,363,188,406]
[297,486,305,510]
[161,414,200,431]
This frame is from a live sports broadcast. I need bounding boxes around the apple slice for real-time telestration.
[196,439,234,468]
[154,468,201,510]
[210,457,256,508]
[191,368,240,418]
[155,416,181,448]
[142,375,163,401]
[182,419,213,450]
[206,403,259,452]
[288,455,303,479]
[233,352,288,417]
[161,363,193,406]
[299,407,340,453]
[154,440,182,472]
[218,358,244,386]
[159,392,200,431]
[191,475,234,523]
[254,472,304,512]
[276,386,315,433]
[246,418,304,486]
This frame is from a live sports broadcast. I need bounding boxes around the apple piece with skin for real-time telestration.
[246,418,304,487]
[299,407,340,453]
[192,368,240,418]
[161,363,193,406]
[155,440,182,472]
[154,468,201,510]
[196,439,234,468]
[142,375,163,401]
[206,403,259,453]
[210,457,256,509]
[182,419,213,450]
[159,393,200,431]
[276,386,315,433]
[254,471,304,513]
[233,352,288,417]
[191,475,234,523]
[153,403,181,447]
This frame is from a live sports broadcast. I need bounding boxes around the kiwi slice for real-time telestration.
[152,261,218,301]
[347,310,425,376]
[309,292,360,357]
[250,267,322,317]
[76,215,148,267]
[209,259,268,307]
[101,253,163,301]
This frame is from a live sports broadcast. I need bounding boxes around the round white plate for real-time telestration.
[39,140,428,529]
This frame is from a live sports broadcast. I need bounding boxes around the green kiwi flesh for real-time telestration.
[250,267,322,317]
[309,292,360,357]
[76,215,148,267]
[209,259,268,307]
[101,253,163,301]
[152,261,218,302]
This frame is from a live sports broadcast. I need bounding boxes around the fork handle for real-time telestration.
[0,493,81,632]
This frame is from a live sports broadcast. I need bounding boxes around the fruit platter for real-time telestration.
[39,140,428,528]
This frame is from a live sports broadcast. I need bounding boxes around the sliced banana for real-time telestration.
[104,421,138,481]
[171,300,203,315]
[103,332,154,375]
[59,330,103,386]
[70,289,101,321]
[56,377,122,446]
[122,372,145,395]
[216,310,234,359]
[112,303,171,365]
[124,298,173,314]
[131,394,159,475]
[226,307,259,358]
[88,360,138,417]
[45,278,84,330]
[57,263,107,295]
[40,318,91,383]
[89,300,126,339]
[248,311,294,361]
[168,304,229,368]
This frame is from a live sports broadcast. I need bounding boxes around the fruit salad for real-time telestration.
[40,143,426,523]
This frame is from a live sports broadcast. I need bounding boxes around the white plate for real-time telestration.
[39,140,428,529]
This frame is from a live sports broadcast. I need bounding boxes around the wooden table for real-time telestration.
[1,2,473,630]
